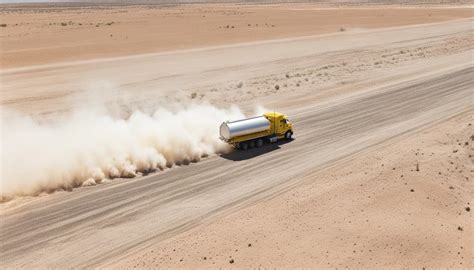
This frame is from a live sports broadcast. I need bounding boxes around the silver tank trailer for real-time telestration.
[220,116,271,140]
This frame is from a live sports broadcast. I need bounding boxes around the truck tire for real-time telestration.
[249,140,256,148]
[240,142,249,150]
[256,139,264,147]
[285,131,292,140]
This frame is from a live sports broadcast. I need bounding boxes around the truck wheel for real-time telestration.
[256,139,264,148]
[285,131,292,140]
[240,142,249,150]
[249,140,256,148]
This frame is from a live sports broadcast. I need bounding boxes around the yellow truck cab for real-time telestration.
[219,111,293,150]
[263,112,293,141]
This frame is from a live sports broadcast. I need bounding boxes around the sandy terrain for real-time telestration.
[1,64,472,268]
[116,108,473,269]
[0,4,472,68]
[0,3,473,269]
[2,18,473,115]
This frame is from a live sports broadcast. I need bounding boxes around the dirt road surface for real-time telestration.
[1,65,472,268]
[0,5,473,268]
[2,18,472,115]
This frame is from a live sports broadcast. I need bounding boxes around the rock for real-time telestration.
[229,259,234,264]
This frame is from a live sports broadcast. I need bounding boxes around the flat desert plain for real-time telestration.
[1,3,473,68]
[0,2,472,269]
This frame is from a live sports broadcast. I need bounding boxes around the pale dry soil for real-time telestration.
[1,18,473,116]
[116,109,473,269]
[0,4,473,269]
[1,64,472,268]
[0,4,472,68]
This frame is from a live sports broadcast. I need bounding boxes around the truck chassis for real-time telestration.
[231,130,293,150]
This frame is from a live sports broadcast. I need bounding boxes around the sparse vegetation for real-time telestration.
[2,6,473,268]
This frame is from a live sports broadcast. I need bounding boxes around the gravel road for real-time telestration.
[1,65,471,268]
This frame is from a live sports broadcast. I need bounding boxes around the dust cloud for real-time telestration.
[0,103,245,202]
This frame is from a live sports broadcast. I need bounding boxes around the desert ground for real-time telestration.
[1,3,473,69]
[0,2,473,269]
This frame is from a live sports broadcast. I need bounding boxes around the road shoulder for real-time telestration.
[115,109,473,269]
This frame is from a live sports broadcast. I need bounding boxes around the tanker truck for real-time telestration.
[219,111,293,150]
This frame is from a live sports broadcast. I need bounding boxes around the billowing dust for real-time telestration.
[0,103,247,202]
